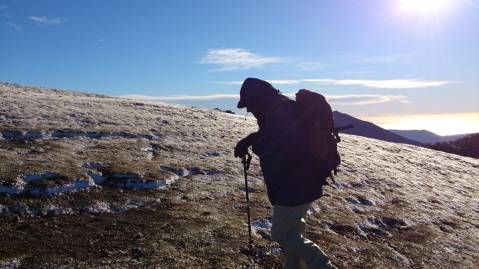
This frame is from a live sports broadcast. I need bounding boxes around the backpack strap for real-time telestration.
[267,98,290,114]
[262,97,293,123]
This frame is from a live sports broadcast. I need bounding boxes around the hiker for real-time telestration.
[234,78,337,269]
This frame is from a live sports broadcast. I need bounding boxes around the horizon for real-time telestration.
[1,0,478,135]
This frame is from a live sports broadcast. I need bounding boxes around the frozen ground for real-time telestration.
[1,82,478,268]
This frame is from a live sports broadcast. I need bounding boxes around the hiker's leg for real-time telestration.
[285,253,300,269]
[272,203,306,268]
[271,202,335,269]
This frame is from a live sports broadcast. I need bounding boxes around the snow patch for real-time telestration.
[251,218,273,238]
[0,181,25,194]
[350,180,367,188]
[0,114,17,121]
[110,172,139,179]
[86,199,150,214]
[330,181,350,189]
[239,187,256,193]
[0,129,161,141]
[28,177,96,197]
[266,247,284,255]
[51,130,84,138]
[141,145,154,160]
[112,178,167,190]
[0,131,23,139]
[159,165,225,177]
[86,201,112,213]
[82,164,181,190]
[307,204,321,215]
[102,172,177,190]
[43,205,75,216]
[175,168,190,177]
[0,258,22,269]
[88,171,106,184]
[82,162,105,169]
[345,196,376,206]
[356,216,408,238]
[203,169,226,175]
[22,172,60,182]
[0,130,52,140]
[1,199,156,217]
[5,204,40,217]
[1,173,97,197]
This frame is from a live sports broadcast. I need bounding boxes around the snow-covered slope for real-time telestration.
[1,82,478,268]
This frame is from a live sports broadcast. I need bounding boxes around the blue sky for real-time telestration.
[1,0,478,135]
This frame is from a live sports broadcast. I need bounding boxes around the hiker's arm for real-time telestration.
[234,132,259,158]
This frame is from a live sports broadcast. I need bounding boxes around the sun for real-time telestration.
[398,0,453,14]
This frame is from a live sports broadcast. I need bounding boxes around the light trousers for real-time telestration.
[271,202,336,269]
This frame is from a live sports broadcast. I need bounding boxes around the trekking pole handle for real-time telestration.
[242,152,252,170]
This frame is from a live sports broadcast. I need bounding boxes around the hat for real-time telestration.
[237,78,278,108]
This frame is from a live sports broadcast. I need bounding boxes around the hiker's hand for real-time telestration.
[234,138,250,158]
[234,133,258,158]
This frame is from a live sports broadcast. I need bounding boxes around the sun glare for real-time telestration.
[399,0,453,14]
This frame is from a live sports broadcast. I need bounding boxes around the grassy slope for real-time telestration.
[1,83,478,268]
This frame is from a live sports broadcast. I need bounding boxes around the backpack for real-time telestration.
[294,89,341,184]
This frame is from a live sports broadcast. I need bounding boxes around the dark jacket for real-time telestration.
[251,95,324,206]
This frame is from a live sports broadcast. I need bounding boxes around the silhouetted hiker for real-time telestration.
[234,78,338,269]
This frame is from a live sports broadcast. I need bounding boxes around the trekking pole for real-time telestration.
[242,152,253,252]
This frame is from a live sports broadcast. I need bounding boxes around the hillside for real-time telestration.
[428,133,479,159]
[389,129,469,144]
[333,111,421,145]
[1,82,478,268]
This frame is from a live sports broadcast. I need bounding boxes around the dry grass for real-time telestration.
[1,82,478,268]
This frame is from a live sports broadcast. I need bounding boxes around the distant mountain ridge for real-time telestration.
[388,129,469,144]
[331,111,478,159]
[428,133,479,159]
[333,111,421,146]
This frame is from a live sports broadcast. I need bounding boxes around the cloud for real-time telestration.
[200,48,283,71]
[218,79,300,85]
[267,80,300,85]
[5,22,22,31]
[120,93,408,106]
[326,94,410,106]
[29,16,64,26]
[303,78,454,89]
[215,81,244,85]
[0,5,7,10]
[219,78,453,89]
